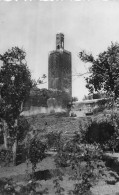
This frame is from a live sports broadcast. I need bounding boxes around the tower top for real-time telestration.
[56,33,64,50]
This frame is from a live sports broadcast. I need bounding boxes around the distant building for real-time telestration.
[71,98,109,117]
[73,99,100,113]
[48,33,72,100]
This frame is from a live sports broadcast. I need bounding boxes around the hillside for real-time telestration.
[26,113,90,136]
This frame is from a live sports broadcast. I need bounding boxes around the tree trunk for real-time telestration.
[12,119,18,166]
[12,138,17,166]
[32,164,36,179]
[111,97,115,124]
[20,101,23,113]
[3,120,8,149]
[3,132,7,149]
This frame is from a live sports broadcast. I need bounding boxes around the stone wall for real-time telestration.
[23,88,71,110]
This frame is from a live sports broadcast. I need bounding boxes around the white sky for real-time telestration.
[0,0,119,100]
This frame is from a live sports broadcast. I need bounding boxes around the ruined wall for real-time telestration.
[23,88,70,110]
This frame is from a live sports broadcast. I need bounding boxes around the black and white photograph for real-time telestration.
[0,0,119,194]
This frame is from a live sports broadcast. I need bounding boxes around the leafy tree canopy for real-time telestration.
[79,42,119,99]
[72,96,78,102]
[0,47,32,127]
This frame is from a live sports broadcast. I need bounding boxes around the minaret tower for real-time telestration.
[48,33,72,99]
[56,33,64,50]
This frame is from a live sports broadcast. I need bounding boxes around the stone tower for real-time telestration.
[48,33,72,99]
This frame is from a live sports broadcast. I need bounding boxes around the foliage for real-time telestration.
[0,119,117,194]
[0,178,48,195]
[46,131,63,150]
[29,137,46,165]
[0,133,48,194]
[80,113,119,152]
[83,93,107,100]
[0,178,18,195]
[83,94,93,100]
[0,116,30,165]
[104,132,119,152]
[79,42,119,99]
[19,180,48,195]
[92,93,101,99]
[0,47,32,164]
[27,135,47,177]
[0,148,13,165]
[84,121,115,144]
[72,97,78,102]
[32,74,47,88]
[53,131,106,195]
[104,113,119,152]
[0,47,32,125]
[93,98,110,114]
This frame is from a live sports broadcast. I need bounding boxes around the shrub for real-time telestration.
[27,136,47,178]
[46,131,63,150]
[0,148,12,165]
[84,121,115,144]
[29,138,46,164]
[0,178,48,195]
[0,178,17,195]
[19,180,48,195]
[54,132,106,195]
[82,114,119,152]
[103,114,119,152]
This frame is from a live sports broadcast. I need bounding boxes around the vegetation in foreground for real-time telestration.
[0,113,119,195]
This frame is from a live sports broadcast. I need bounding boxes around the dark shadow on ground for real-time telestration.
[34,169,52,180]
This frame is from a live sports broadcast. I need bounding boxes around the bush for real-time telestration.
[0,178,48,195]
[29,137,47,165]
[54,132,106,195]
[0,178,16,195]
[84,121,115,144]
[46,131,62,150]
[27,136,47,178]
[0,148,12,164]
